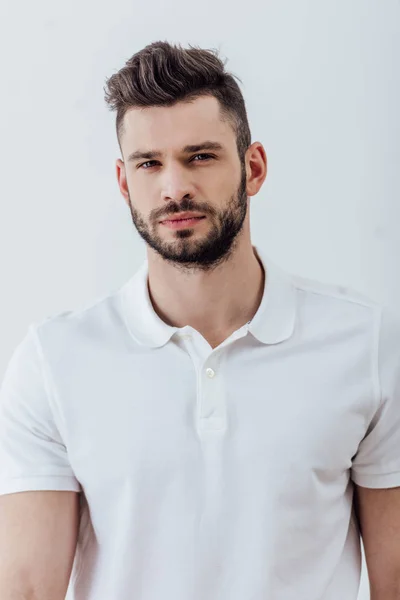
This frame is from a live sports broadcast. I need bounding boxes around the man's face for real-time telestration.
[117,95,249,272]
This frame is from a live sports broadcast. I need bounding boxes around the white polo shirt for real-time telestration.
[1,245,400,600]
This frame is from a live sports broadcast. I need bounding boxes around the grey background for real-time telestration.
[1,1,399,596]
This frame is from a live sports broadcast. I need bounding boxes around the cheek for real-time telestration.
[206,170,234,196]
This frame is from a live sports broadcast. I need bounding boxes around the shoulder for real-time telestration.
[289,270,380,311]
[30,280,128,354]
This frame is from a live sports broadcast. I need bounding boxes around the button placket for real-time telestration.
[199,354,226,431]
[177,331,228,433]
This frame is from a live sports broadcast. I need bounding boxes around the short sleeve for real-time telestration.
[351,304,400,489]
[0,323,81,496]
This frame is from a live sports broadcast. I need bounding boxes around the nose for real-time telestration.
[161,165,197,204]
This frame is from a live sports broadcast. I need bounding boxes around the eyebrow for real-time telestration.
[127,141,225,163]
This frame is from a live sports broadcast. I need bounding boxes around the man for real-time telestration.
[1,40,400,600]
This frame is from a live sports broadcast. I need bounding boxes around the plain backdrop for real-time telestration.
[0,0,399,597]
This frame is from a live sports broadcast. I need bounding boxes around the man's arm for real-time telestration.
[0,490,80,599]
[354,484,400,599]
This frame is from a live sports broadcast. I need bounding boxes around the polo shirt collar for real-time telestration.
[120,245,296,348]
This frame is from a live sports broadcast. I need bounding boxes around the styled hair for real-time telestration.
[103,40,251,163]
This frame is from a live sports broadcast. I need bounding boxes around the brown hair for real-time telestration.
[103,40,251,163]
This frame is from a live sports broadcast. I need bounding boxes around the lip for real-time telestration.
[160,212,205,223]
[161,216,206,230]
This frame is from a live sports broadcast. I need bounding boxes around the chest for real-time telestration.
[59,341,372,497]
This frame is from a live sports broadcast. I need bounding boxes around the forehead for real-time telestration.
[121,95,234,150]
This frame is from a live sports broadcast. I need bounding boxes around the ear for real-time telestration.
[116,158,130,206]
[246,142,267,197]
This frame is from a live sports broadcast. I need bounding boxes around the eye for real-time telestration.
[139,153,214,170]
[192,153,213,162]
[139,160,157,170]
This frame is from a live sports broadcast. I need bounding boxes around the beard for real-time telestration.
[126,161,249,274]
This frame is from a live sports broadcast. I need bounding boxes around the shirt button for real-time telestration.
[206,368,216,378]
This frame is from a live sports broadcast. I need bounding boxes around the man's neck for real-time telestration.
[146,243,265,345]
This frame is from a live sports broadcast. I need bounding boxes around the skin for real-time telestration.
[116,95,267,348]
